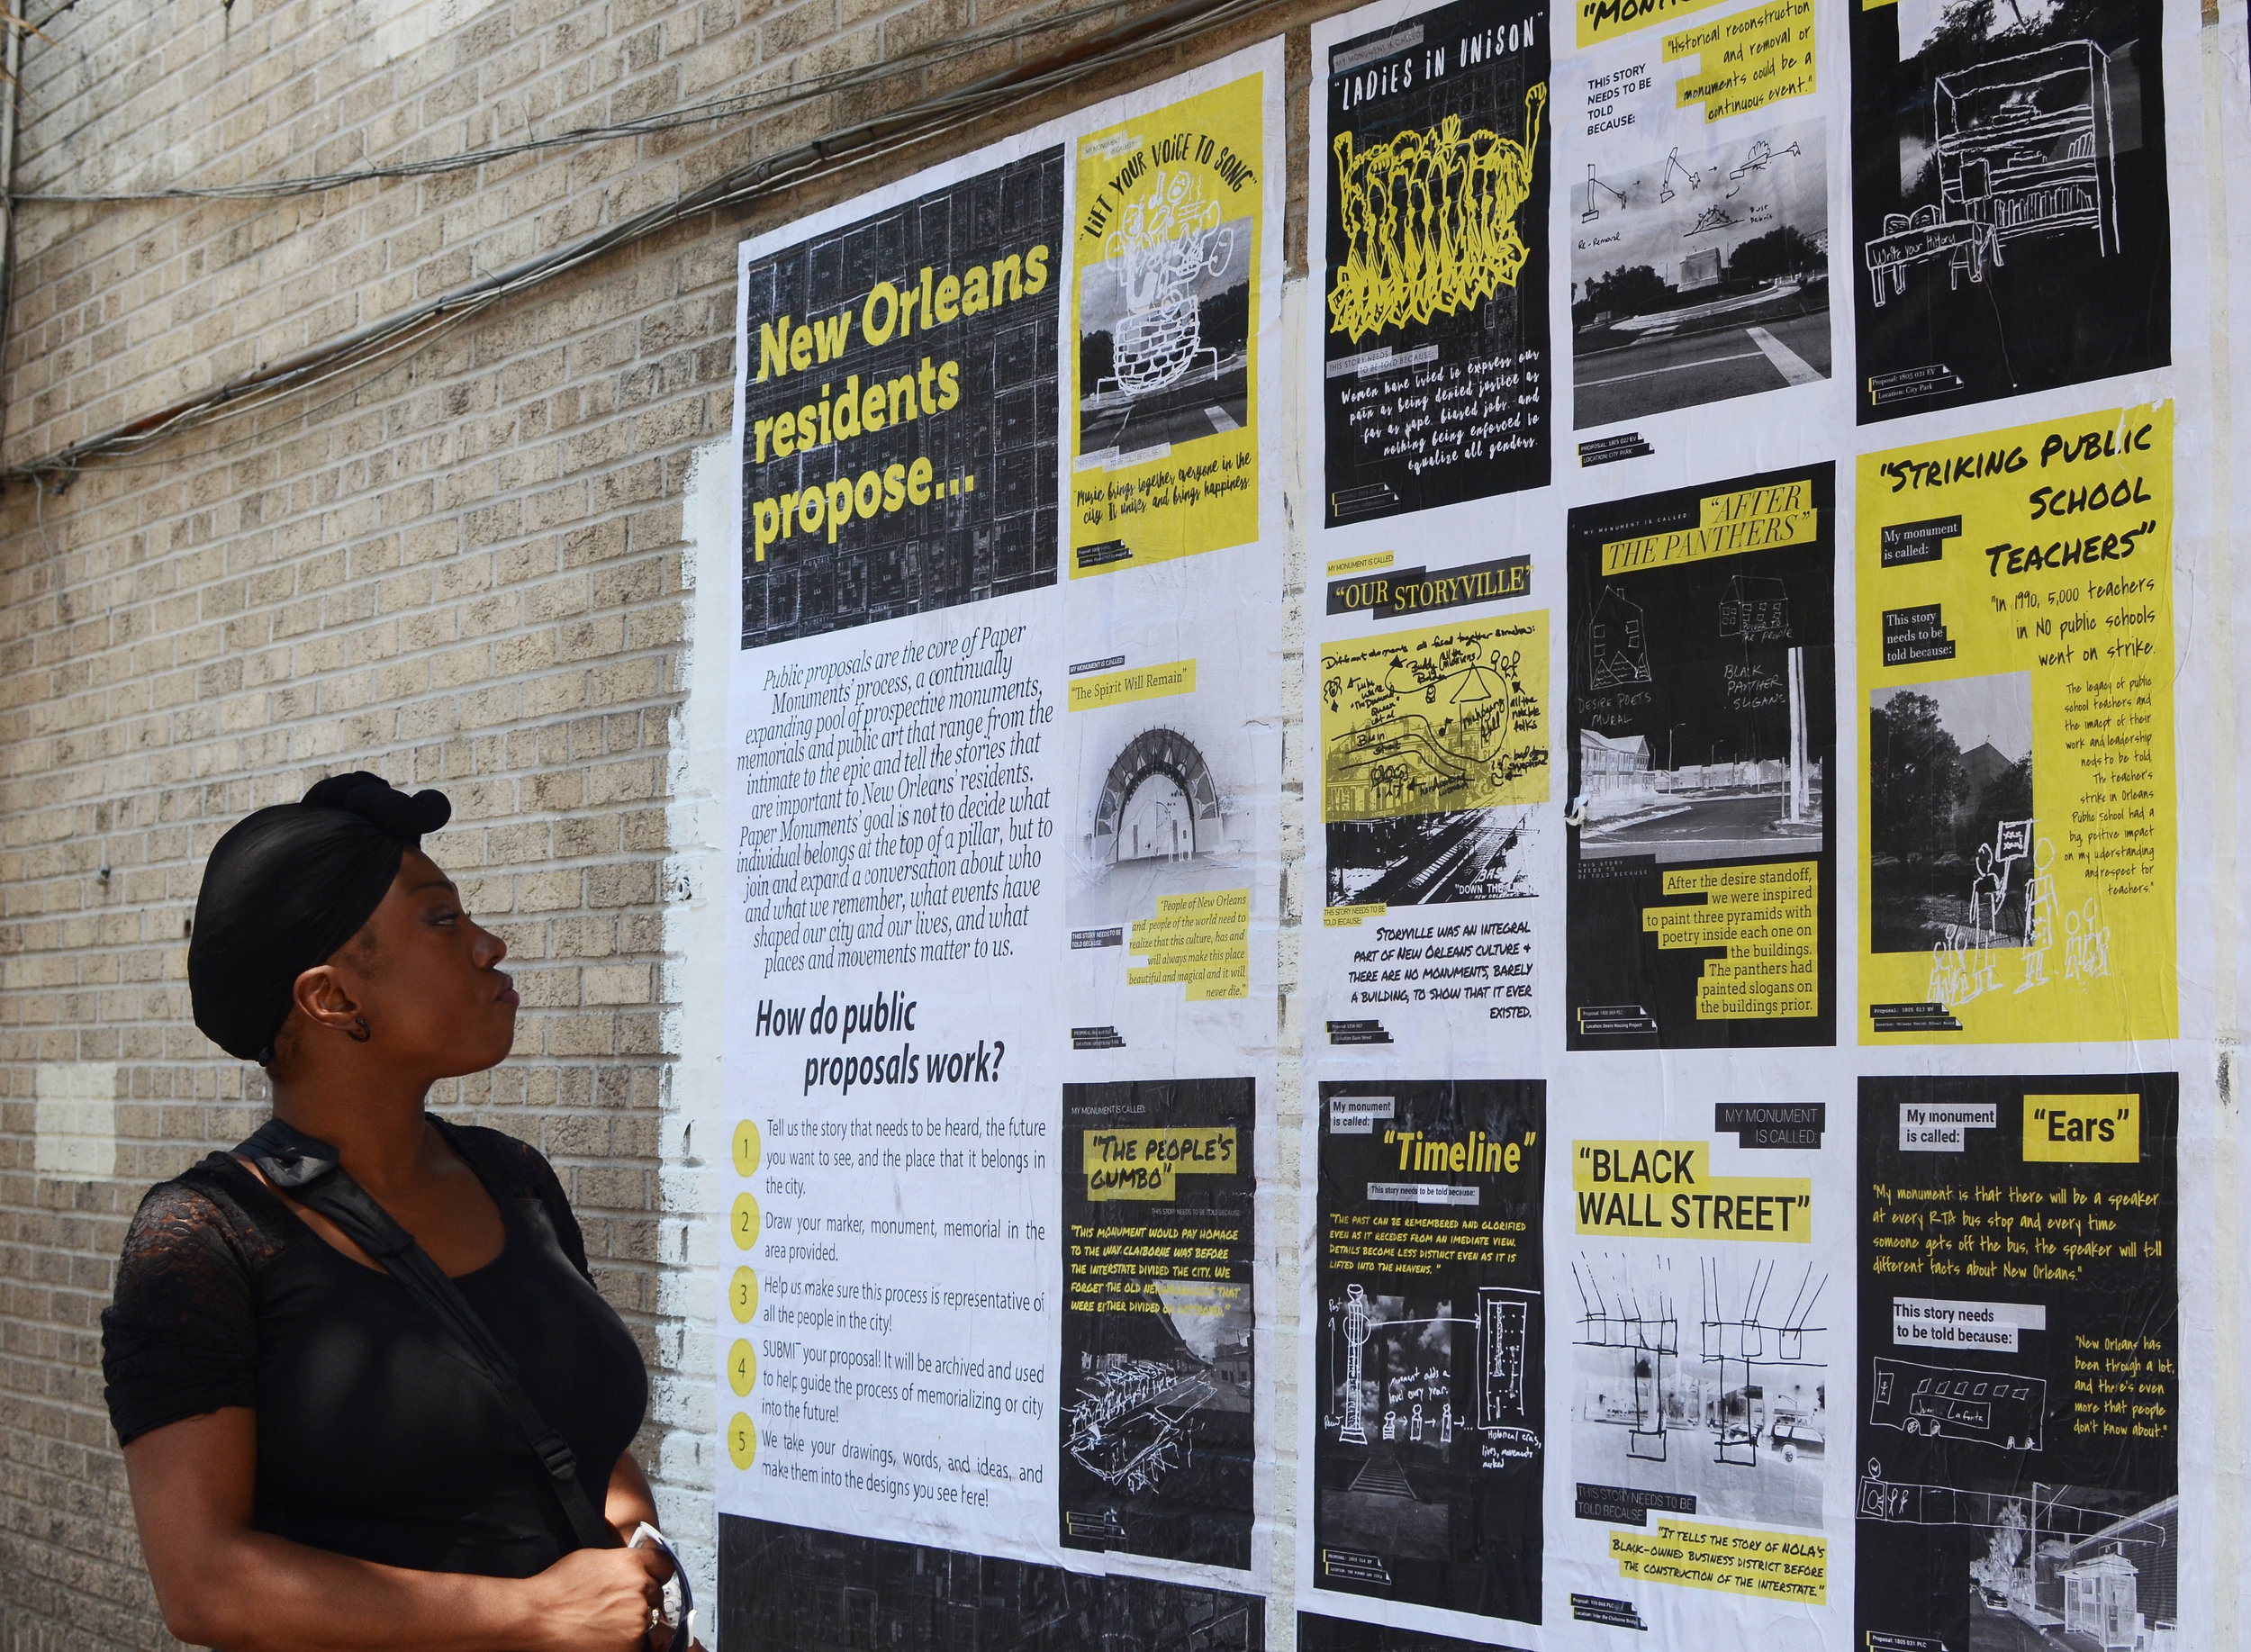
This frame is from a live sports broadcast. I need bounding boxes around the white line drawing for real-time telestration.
[1587,587,1652,690]
[1858,1468,2177,1648]
[1101,170,1236,397]
[1091,727,1225,866]
[1926,830,2109,1011]
[1322,1284,1543,1465]
[1583,164,1632,223]
[1867,1355,2046,1450]
[1065,1356,1217,1494]
[1573,1255,1829,1467]
[1863,41,2121,309]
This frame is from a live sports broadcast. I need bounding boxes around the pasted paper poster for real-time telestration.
[1060,1079,1259,1568]
[1563,0,1832,436]
[1071,76,1264,573]
[1565,465,1838,1049]
[1855,1076,2177,1652]
[1857,403,2174,1044]
[1849,0,2169,420]
[1311,1081,1546,1623]
[722,1518,1268,1650]
[719,43,1285,1603]
[1557,1083,1840,1638]
[1315,0,1553,527]
[1060,548,1284,1061]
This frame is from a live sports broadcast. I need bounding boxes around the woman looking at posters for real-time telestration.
[100,774,696,1652]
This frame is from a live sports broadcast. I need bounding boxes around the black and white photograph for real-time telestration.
[1315,1081,1544,1624]
[1325,806,1539,908]
[1572,116,1831,430]
[1849,0,2169,420]
[1076,193,1253,466]
[1067,673,1260,948]
[1857,1076,2178,1652]
[1869,673,2037,954]
[738,149,1064,647]
[1060,1079,1258,1571]
[1574,574,1829,867]
[1319,0,1552,523]
[1569,1250,1830,1530]
[721,1514,1266,1652]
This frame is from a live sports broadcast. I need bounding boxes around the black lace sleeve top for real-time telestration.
[101,1116,648,1579]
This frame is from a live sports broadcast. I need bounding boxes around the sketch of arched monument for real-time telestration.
[1092,727,1225,865]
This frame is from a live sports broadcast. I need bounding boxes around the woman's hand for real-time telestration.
[523,1545,667,1652]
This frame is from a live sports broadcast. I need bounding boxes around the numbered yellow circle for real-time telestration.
[728,1339,758,1396]
[730,1191,762,1250]
[728,1266,759,1323]
[728,1413,757,1470]
[732,1119,762,1178]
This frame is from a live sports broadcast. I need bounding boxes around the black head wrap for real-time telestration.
[188,772,453,1063]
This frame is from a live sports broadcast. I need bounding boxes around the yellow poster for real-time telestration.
[1858,404,2174,1043]
[1071,76,1262,573]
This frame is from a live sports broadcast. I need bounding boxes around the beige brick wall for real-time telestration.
[0,0,1331,1644]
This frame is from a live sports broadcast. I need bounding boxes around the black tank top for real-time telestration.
[101,1116,648,1578]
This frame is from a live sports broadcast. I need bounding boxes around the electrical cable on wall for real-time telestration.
[2,0,1294,487]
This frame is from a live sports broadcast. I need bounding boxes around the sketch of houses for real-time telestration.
[1719,575,1791,643]
[1587,588,1651,688]
[1863,41,2121,308]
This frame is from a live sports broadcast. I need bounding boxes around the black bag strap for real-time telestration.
[238,1116,618,1553]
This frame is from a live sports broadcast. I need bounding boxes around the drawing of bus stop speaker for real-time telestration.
[1102,170,1236,397]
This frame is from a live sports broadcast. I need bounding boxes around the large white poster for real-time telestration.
[717,41,1287,1632]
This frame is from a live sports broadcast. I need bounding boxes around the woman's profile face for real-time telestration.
[328,848,518,1077]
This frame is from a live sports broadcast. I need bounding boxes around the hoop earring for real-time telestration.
[348,1016,372,1043]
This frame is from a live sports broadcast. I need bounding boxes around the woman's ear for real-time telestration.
[289,963,366,1036]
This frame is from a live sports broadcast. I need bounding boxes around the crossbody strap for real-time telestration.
[239,1117,618,1553]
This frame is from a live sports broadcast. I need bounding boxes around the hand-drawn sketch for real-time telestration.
[1850,0,2168,419]
[1076,188,1253,465]
[1570,1251,1829,1527]
[1857,1077,2177,1652]
[1571,117,1830,429]
[1321,616,1549,908]
[1577,567,1823,867]
[1063,1279,1254,1494]
[1868,1356,2046,1450]
[1329,88,1548,342]
[1104,171,1238,395]
[1854,1476,2180,1652]
[1863,43,2120,311]
[1062,611,1272,1022]
[1566,466,1838,1049]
